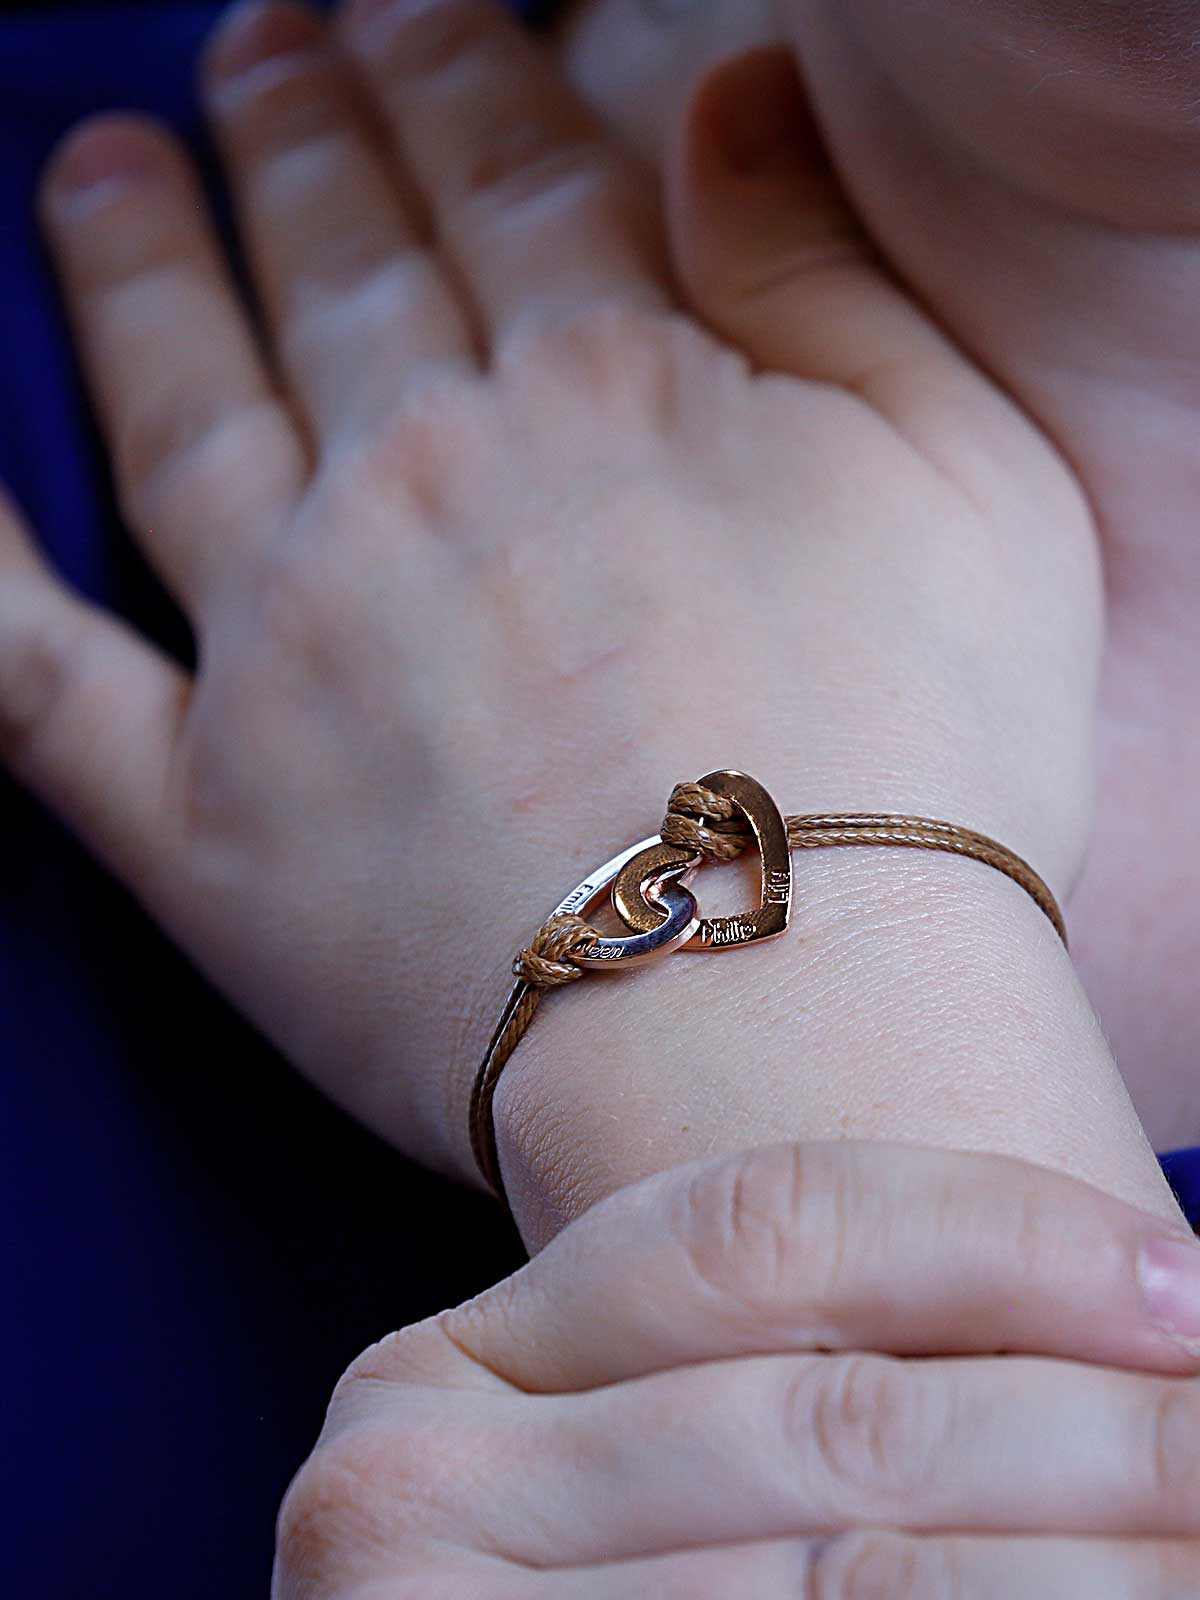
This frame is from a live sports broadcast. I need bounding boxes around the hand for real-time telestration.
[273,1140,1200,1596]
[0,0,1100,1190]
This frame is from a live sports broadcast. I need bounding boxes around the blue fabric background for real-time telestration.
[3,3,1198,1595]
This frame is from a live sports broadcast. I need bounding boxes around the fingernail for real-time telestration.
[347,0,427,23]
[206,0,321,81]
[347,0,395,20]
[345,0,432,45]
[1139,1236,1200,1349]
[45,119,157,204]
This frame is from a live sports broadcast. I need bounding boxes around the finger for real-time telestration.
[0,487,188,892]
[38,113,304,619]
[664,48,1054,498]
[279,1517,1200,1600]
[534,1532,1200,1598]
[340,0,672,343]
[202,0,476,444]
[467,1352,1200,1563]
[385,1142,1200,1396]
[319,1538,828,1600]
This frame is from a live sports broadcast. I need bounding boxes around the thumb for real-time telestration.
[664,46,1008,447]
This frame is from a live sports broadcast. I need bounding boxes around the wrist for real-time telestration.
[489,842,1184,1250]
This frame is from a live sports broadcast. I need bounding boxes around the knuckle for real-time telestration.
[666,1143,850,1329]
[1006,1173,1067,1292]
[342,368,488,525]
[495,303,697,426]
[116,383,228,529]
[274,1424,419,1591]
[811,1530,955,1600]
[335,1326,433,1396]
[274,1326,499,1595]
[119,395,288,541]
[672,1144,810,1319]
[274,1453,357,1575]
[1149,1381,1200,1512]
[1001,1167,1126,1325]
[802,1354,938,1521]
[0,602,82,762]
[251,534,351,680]
[513,297,666,358]
[282,245,441,349]
[331,1318,499,1408]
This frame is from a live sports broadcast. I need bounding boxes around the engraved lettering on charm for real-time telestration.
[560,880,602,916]
[606,774,792,954]
[765,869,791,906]
[549,837,702,971]
[700,919,758,948]
[686,770,793,952]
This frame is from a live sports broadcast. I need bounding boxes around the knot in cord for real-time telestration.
[513,913,600,988]
[472,769,1072,1216]
[661,782,751,864]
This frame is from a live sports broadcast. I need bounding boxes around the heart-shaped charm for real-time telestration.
[557,836,703,970]
[612,770,792,951]
[472,776,793,1196]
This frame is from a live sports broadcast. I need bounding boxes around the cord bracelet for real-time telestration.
[469,769,1067,1209]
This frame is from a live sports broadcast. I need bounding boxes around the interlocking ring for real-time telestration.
[612,770,793,952]
[555,836,703,970]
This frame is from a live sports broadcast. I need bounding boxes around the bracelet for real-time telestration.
[469,769,1067,1210]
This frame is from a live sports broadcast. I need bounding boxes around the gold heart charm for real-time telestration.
[559,837,703,970]
[612,770,792,952]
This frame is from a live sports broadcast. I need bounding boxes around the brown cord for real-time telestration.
[469,783,1067,1208]
[478,913,600,1100]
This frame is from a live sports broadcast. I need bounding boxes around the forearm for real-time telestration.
[487,843,1186,1251]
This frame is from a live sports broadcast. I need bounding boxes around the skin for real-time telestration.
[551,0,1200,1152]
[3,0,1197,1584]
[781,0,1200,1155]
[271,1143,1200,1595]
[549,0,776,159]
[4,0,1178,1242]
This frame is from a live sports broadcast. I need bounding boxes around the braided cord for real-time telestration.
[468,784,1067,1204]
